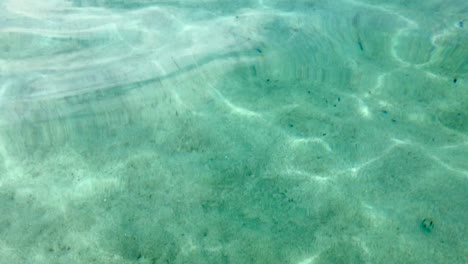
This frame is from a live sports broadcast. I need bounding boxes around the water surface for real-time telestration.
[0,0,467,263]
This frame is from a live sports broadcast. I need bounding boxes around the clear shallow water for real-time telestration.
[0,0,467,263]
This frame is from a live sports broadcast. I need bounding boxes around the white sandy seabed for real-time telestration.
[0,0,467,263]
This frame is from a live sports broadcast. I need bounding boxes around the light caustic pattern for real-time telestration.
[0,0,467,263]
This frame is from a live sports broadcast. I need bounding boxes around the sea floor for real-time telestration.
[0,0,467,263]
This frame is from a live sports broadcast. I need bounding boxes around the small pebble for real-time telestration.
[421,218,434,233]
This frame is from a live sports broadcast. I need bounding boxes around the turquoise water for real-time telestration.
[0,0,467,263]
